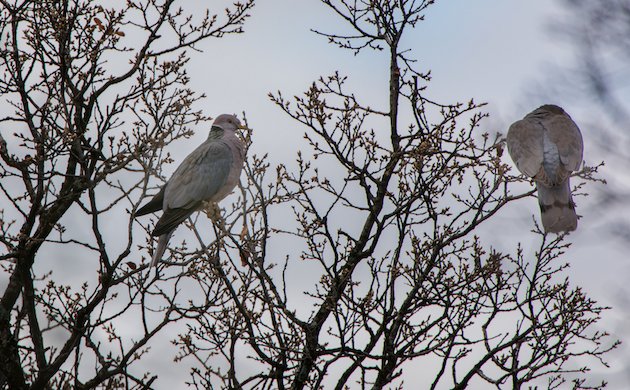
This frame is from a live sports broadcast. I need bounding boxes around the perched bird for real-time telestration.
[506,104,584,233]
[136,114,247,267]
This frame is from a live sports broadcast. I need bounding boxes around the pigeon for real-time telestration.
[506,105,584,233]
[137,114,247,266]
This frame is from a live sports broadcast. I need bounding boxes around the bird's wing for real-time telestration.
[506,118,545,178]
[152,207,195,236]
[545,113,584,172]
[136,185,165,216]
[166,140,233,209]
[151,140,232,236]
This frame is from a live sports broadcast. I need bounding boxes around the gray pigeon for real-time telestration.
[506,105,584,233]
[137,114,247,266]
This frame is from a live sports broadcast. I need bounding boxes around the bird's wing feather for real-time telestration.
[544,113,583,172]
[136,185,165,216]
[506,119,544,178]
[165,140,233,210]
[152,207,197,236]
[150,139,233,236]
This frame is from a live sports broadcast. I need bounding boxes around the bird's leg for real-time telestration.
[204,203,251,267]
[200,201,251,268]
[189,218,221,268]
[200,201,229,264]
[202,201,223,224]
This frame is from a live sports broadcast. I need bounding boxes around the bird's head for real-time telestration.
[211,114,249,134]
[529,104,566,119]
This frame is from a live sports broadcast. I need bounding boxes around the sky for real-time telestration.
[3,0,629,388]
[176,0,630,387]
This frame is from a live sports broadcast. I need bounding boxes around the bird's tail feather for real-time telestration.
[536,179,578,233]
[150,232,172,268]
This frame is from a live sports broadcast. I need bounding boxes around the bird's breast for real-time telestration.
[210,135,245,202]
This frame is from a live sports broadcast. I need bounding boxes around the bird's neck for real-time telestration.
[222,129,246,160]
[208,126,224,139]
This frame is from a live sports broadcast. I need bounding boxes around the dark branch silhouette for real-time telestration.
[0,1,617,389]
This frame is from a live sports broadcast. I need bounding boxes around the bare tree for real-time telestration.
[0,0,618,389]
[174,1,616,389]
[0,0,254,388]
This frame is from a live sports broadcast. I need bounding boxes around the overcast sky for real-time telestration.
[172,1,630,387]
[3,0,628,387]
[123,0,630,387]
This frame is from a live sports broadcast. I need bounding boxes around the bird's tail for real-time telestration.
[536,179,578,233]
[150,232,173,268]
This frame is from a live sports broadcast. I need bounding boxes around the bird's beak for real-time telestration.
[237,123,251,131]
